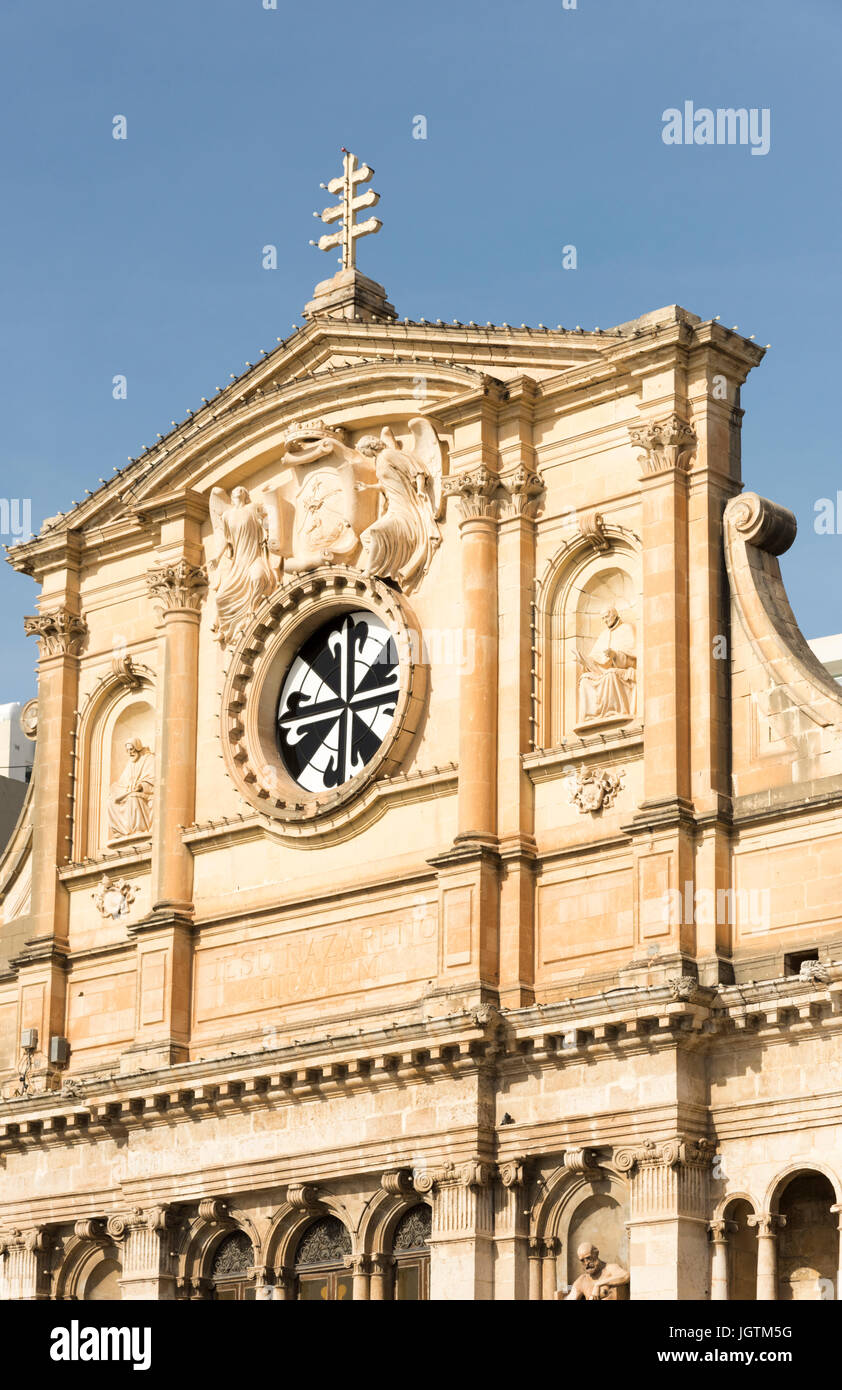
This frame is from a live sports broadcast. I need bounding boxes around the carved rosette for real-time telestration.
[629,414,697,475]
[146,559,207,613]
[502,465,544,520]
[23,608,87,657]
[442,466,502,523]
[723,491,797,557]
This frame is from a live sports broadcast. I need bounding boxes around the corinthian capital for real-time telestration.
[629,413,697,475]
[442,466,502,523]
[24,607,87,656]
[146,559,207,613]
[502,465,544,519]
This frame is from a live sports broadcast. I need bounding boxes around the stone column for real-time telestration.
[617,1136,715,1299]
[528,1239,543,1300]
[346,1255,370,1300]
[748,1212,785,1301]
[109,1207,178,1301]
[0,1228,50,1300]
[541,1237,561,1301]
[415,1160,495,1301]
[493,1158,529,1300]
[21,599,87,1065]
[369,1255,390,1301]
[442,467,501,847]
[124,554,205,1070]
[709,1219,731,1301]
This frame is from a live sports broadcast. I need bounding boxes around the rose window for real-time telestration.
[276,610,399,793]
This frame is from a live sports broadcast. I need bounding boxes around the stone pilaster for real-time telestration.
[497,465,542,1008]
[124,530,205,1070]
[627,414,697,965]
[109,1206,178,1301]
[616,1136,714,1299]
[493,1157,529,1300]
[20,591,87,1070]
[414,1160,495,1301]
[0,1227,51,1300]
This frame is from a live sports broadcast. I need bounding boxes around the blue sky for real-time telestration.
[1,0,840,699]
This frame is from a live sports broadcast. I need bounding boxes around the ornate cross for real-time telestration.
[310,149,382,272]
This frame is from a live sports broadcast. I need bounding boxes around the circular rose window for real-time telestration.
[276,610,400,793]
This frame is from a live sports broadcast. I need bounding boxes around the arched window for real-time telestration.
[392,1204,431,1301]
[211,1231,255,1301]
[295,1217,353,1301]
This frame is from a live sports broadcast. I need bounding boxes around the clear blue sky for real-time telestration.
[1,0,839,700]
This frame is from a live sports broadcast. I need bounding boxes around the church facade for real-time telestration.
[1,160,841,1301]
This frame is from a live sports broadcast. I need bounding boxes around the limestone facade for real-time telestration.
[1,267,841,1301]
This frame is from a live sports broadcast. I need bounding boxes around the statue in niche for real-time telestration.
[576,605,637,724]
[107,737,154,843]
[560,1243,630,1301]
[208,486,282,646]
[356,420,443,592]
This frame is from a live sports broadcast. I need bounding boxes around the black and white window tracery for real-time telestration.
[277,610,399,793]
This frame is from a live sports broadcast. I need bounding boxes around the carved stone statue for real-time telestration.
[576,606,637,724]
[356,420,442,592]
[283,421,374,573]
[561,1243,630,1301]
[107,737,154,844]
[208,486,282,646]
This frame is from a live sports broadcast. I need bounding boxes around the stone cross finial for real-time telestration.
[310,149,382,271]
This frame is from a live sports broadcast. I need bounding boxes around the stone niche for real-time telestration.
[77,685,155,860]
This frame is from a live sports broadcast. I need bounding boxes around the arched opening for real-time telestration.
[392,1204,431,1301]
[211,1231,256,1301]
[565,1193,627,1288]
[294,1216,353,1301]
[83,1257,122,1301]
[776,1173,837,1301]
[725,1199,757,1301]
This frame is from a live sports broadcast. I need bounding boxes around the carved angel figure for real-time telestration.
[107,737,154,844]
[356,420,443,592]
[208,486,281,645]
